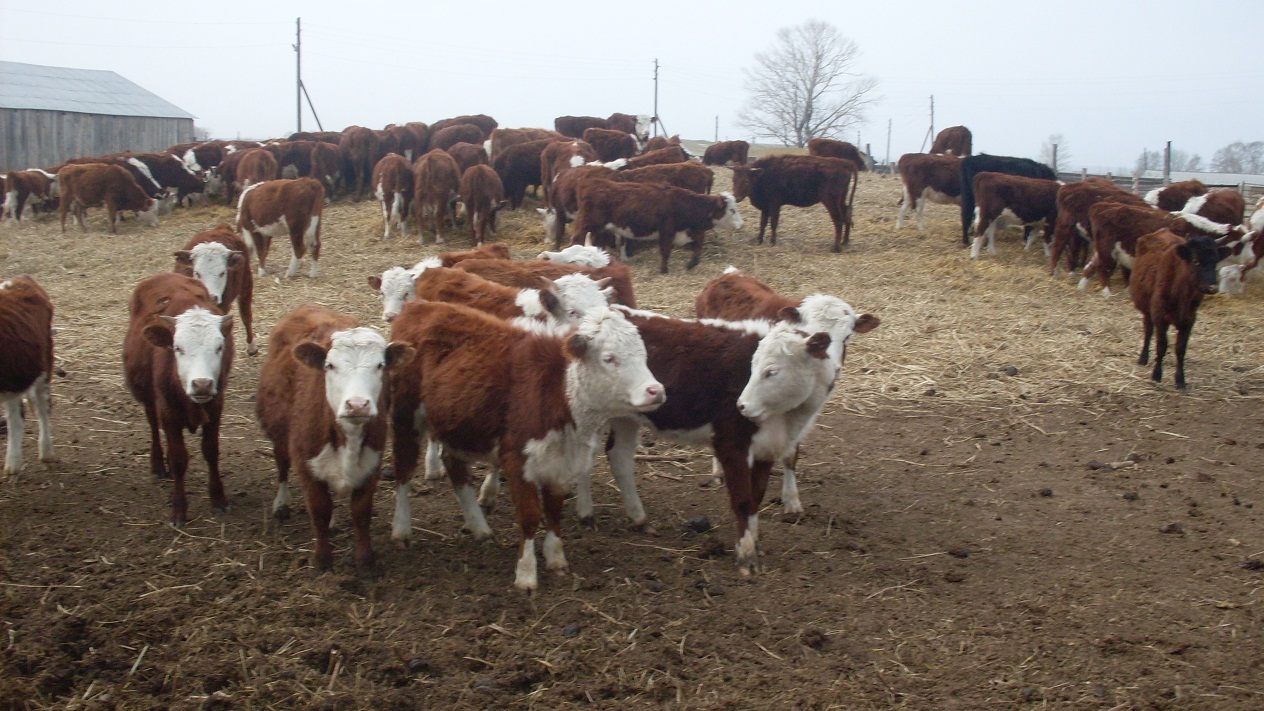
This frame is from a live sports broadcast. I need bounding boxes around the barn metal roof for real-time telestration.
[0,61,195,119]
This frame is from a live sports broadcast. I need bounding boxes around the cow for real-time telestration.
[1146,179,1209,212]
[694,267,879,513]
[1218,230,1264,295]
[571,179,743,272]
[487,128,562,161]
[57,163,157,233]
[446,142,490,175]
[494,138,553,209]
[1080,203,1192,295]
[61,155,170,210]
[123,273,233,525]
[372,154,413,240]
[703,140,750,167]
[174,224,257,355]
[413,149,462,244]
[1180,189,1246,227]
[807,138,871,171]
[235,148,279,198]
[127,152,207,205]
[554,115,609,139]
[387,301,663,590]
[287,131,342,145]
[930,126,972,156]
[642,134,680,153]
[459,164,506,246]
[607,113,651,140]
[1131,230,1228,390]
[621,145,688,170]
[266,141,315,180]
[172,140,227,174]
[542,163,714,248]
[3,169,58,222]
[1048,178,1149,276]
[0,276,54,476]
[582,128,639,163]
[969,172,1061,259]
[404,122,431,157]
[256,304,413,572]
[236,178,325,278]
[427,115,497,144]
[731,155,857,252]
[438,242,512,266]
[895,153,963,230]
[541,140,598,203]
[959,155,1057,246]
[454,257,637,309]
[538,244,610,268]
[430,124,484,153]
[309,141,342,196]
[341,126,380,200]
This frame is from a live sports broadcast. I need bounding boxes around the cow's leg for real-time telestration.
[505,456,543,591]
[780,445,803,515]
[143,401,167,480]
[286,226,304,279]
[380,198,391,240]
[201,408,229,514]
[1173,324,1193,391]
[969,209,991,259]
[477,463,502,510]
[164,422,190,526]
[657,235,673,274]
[714,438,759,574]
[3,396,23,476]
[604,416,648,528]
[756,210,769,244]
[423,434,445,480]
[303,479,336,571]
[768,207,782,246]
[916,194,928,231]
[238,290,257,356]
[349,476,379,571]
[541,485,569,575]
[1097,253,1117,296]
[1152,322,1169,384]
[841,201,853,247]
[445,453,492,539]
[389,397,422,543]
[826,201,845,252]
[28,374,53,464]
[1138,313,1154,366]
[306,216,321,279]
[271,442,293,520]
[896,183,910,228]
[59,202,69,233]
[107,200,119,235]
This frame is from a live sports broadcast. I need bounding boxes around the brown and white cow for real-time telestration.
[235,148,280,197]
[388,301,663,590]
[621,145,687,170]
[554,115,609,138]
[607,112,651,140]
[3,169,59,222]
[969,172,1061,259]
[1144,179,1208,212]
[694,267,879,513]
[236,178,324,278]
[127,152,206,204]
[1079,203,1191,295]
[582,128,639,163]
[1048,178,1149,276]
[1179,189,1246,227]
[123,273,233,525]
[541,140,599,203]
[372,153,414,240]
[930,126,972,156]
[256,304,413,572]
[413,149,462,244]
[309,141,342,196]
[703,140,750,166]
[807,138,870,170]
[732,155,856,251]
[494,138,554,209]
[57,163,158,233]
[571,179,743,272]
[895,153,962,230]
[454,257,637,308]
[459,164,507,246]
[427,115,497,145]
[174,224,257,355]
[642,134,680,153]
[1,276,54,475]
[487,128,563,161]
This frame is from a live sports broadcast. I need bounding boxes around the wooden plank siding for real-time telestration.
[0,109,193,172]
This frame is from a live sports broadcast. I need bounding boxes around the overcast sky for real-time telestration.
[3,0,1261,172]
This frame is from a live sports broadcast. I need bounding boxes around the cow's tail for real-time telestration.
[847,167,859,226]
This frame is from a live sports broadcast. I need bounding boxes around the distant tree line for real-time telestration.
[1134,141,1264,175]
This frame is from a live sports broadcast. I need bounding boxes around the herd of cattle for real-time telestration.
[2,114,1258,586]
[0,111,886,589]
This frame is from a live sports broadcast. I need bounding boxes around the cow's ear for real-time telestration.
[227,251,244,267]
[540,286,564,319]
[367,275,382,291]
[293,342,328,369]
[806,332,831,359]
[778,306,802,323]
[1176,244,1194,262]
[854,314,880,333]
[593,277,612,289]
[566,333,590,360]
[143,323,174,349]
[173,250,193,265]
[384,342,415,370]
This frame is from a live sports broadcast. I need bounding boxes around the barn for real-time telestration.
[0,60,195,172]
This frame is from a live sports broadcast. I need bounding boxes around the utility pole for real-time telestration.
[885,118,892,168]
[714,115,719,143]
[652,59,659,138]
[1164,140,1172,185]
[1052,144,1058,172]
[920,94,935,152]
[294,17,301,133]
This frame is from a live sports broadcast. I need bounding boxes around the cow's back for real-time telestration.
[0,276,53,395]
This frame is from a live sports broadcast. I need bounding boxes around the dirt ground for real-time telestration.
[1,166,1262,710]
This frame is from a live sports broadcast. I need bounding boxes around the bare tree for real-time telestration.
[1040,134,1068,171]
[1211,141,1264,173]
[737,20,878,148]
[1136,148,1206,173]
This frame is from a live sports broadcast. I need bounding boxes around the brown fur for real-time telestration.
[412,150,462,241]
[430,124,484,152]
[582,128,638,163]
[340,126,380,200]
[446,142,490,175]
[3,170,56,221]
[122,273,233,525]
[1130,230,1222,389]
[1150,179,1208,211]
[494,138,554,209]
[309,141,341,195]
[1085,203,1189,290]
[554,115,608,139]
[236,178,325,274]
[971,172,1060,246]
[546,163,714,248]
[57,163,154,234]
[488,128,562,161]
[1049,178,1148,275]
[454,258,636,308]
[427,115,497,144]
[438,242,511,267]
[703,140,749,166]
[458,165,506,246]
[540,140,598,203]
[0,276,53,396]
[808,138,869,171]
[930,126,972,156]
[642,135,680,153]
[1188,189,1246,226]
[236,149,279,195]
[622,145,687,170]
[732,154,858,252]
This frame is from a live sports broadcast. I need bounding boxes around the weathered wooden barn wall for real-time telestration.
[0,109,193,171]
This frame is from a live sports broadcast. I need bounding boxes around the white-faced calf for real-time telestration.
[173,224,257,354]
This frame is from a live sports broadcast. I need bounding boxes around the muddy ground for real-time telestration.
[1,167,1262,710]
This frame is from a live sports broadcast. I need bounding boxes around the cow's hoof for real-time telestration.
[213,505,232,515]
[246,342,259,356]
[272,505,291,521]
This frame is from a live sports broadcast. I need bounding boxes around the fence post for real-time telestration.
[1052,144,1058,172]
[1132,170,1140,194]
[1163,141,1171,185]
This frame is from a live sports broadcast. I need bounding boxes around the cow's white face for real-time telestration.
[790,294,879,365]
[567,307,664,413]
[293,328,413,424]
[204,169,224,197]
[180,242,240,305]
[144,307,232,404]
[714,192,743,233]
[635,115,652,141]
[538,244,610,268]
[138,199,162,227]
[537,207,557,234]
[372,266,418,322]
[551,274,615,324]
[738,323,835,424]
[155,191,178,218]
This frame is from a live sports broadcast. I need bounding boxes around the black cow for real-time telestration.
[959,154,1057,245]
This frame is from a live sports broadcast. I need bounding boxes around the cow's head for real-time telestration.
[155,189,178,217]
[565,307,665,413]
[137,196,161,227]
[293,327,414,424]
[737,322,838,424]
[143,307,232,404]
[204,168,224,197]
[537,207,557,234]
[712,192,744,233]
[729,165,758,202]
[370,257,439,321]
[549,274,615,323]
[783,294,880,365]
[537,244,611,268]
[175,242,243,305]
[634,115,652,143]
[1178,234,1230,295]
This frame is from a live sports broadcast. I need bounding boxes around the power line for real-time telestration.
[0,36,281,49]
[0,6,288,25]
[302,50,644,83]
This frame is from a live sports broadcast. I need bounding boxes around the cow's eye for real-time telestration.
[764,367,778,379]
[602,353,618,365]
[175,346,185,355]
[324,363,335,371]
[194,272,201,278]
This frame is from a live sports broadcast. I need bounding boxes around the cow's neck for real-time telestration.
[563,362,620,438]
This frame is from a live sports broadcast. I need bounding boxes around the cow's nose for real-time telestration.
[646,385,665,403]
[191,378,214,395]
[736,401,747,413]
[344,397,372,418]
[384,312,397,322]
